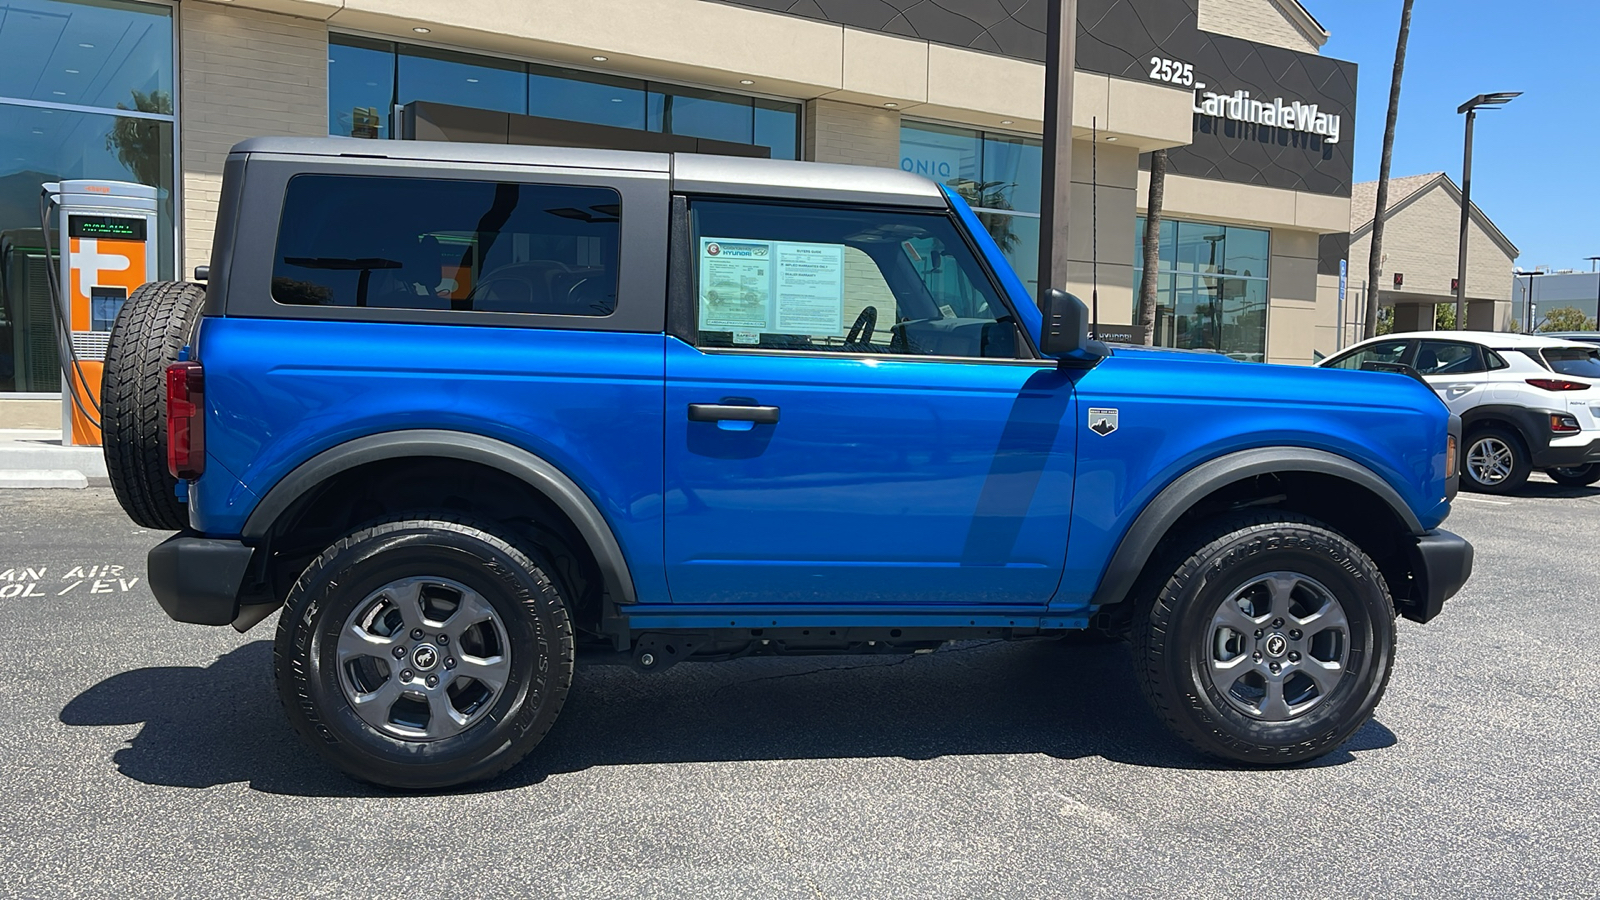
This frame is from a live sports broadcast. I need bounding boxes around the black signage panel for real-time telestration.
[68,215,148,241]
[709,0,1357,198]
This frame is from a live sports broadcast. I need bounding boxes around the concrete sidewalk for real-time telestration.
[0,429,109,489]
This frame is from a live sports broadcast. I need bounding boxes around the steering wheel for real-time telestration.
[845,306,878,347]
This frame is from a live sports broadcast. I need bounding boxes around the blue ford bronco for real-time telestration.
[101,138,1472,788]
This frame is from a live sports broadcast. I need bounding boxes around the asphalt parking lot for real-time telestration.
[2,485,1598,898]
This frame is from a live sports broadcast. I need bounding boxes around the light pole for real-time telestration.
[1037,0,1078,302]
[1517,269,1547,333]
[1455,92,1521,330]
[1587,256,1600,326]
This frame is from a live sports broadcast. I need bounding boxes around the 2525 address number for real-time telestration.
[1149,56,1196,87]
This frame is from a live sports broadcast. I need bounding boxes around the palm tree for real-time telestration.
[107,90,172,187]
[1364,0,1415,339]
[1137,149,1167,345]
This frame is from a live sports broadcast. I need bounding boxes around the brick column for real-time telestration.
[803,98,901,169]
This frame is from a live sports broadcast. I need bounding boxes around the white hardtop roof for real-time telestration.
[1349,331,1599,351]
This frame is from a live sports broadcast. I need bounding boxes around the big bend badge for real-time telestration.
[1088,408,1119,437]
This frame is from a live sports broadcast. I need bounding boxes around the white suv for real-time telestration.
[1322,331,1600,493]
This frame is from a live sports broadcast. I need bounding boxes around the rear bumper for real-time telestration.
[147,533,256,626]
[1399,529,1473,624]
[1532,437,1600,469]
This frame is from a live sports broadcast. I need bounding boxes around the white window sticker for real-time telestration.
[700,238,847,338]
[732,330,760,345]
[699,239,771,331]
[773,243,845,336]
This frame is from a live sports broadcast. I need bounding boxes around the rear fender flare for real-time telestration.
[1088,447,1423,609]
[241,429,637,605]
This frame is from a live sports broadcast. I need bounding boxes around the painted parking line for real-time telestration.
[1458,496,1512,506]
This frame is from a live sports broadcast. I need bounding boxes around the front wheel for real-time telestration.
[1461,427,1530,494]
[1133,513,1396,765]
[275,517,574,789]
[1547,463,1600,487]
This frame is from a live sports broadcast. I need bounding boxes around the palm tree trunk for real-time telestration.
[1364,0,1415,339]
[1138,149,1167,345]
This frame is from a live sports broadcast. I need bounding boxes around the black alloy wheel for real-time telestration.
[1134,512,1396,765]
[275,516,574,789]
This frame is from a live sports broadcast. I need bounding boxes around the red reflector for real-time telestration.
[166,362,205,480]
[1526,378,1588,392]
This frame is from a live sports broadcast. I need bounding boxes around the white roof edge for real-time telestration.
[1279,0,1331,49]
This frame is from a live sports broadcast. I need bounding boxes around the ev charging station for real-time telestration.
[41,180,160,447]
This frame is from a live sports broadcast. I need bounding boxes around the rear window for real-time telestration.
[1541,347,1600,379]
[271,174,620,316]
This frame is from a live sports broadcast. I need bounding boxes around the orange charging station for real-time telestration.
[45,181,160,447]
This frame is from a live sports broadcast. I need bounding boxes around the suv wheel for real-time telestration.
[1547,463,1600,487]
[275,517,574,789]
[102,280,206,530]
[1461,427,1530,494]
[1133,512,1396,765]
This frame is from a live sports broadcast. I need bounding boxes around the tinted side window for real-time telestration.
[1414,341,1484,375]
[1327,340,1410,371]
[689,200,1018,359]
[1542,347,1600,379]
[272,175,620,316]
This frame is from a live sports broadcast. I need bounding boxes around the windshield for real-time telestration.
[1541,348,1600,379]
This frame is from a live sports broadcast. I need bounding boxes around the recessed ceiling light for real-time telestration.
[740,79,754,85]
[65,68,79,74]
[883,102,899,108]
[592,55,608,62]
[610,98,623,102]
[466,78,479,83]
[1105,136,1118,142]
[78,42,93,48]
[1001,119,1014,125]
[412,26,430,33]
[52,91,66,95]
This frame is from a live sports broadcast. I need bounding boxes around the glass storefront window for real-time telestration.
[328,36,801,158]
[1136,217,1270,362]
[1,0,173,393]
[398,45,526,116]
[981,133,1042,214]
[329,35,395,139]
[899,121,980,189]
[0,0,171,108]
[529,64,646,130]
[649,84,753,145]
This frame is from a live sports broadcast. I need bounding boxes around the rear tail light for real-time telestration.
[166,362,205,480]
[1551,413,1581,434]
[1446,435,1458,479]
[1526,378,1588,392]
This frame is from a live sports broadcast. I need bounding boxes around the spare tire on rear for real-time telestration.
[102,280,206,530]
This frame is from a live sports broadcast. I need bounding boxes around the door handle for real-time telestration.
[688,403,780,425]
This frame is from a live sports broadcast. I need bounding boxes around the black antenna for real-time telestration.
[1092,116,1099,336]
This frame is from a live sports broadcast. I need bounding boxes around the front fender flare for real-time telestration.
[1088,447,1424,609]
[241,429,638,605]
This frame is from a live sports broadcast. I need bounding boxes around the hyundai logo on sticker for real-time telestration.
[1089,408,1119,436]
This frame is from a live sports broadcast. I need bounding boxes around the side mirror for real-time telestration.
[1039,288,1109,369]
[1360,360,1429,387]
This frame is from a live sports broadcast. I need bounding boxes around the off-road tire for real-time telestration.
[1460,426,1530,495]
[1132,512,1397,766]
[275,516,575,790]
[102,280,206,530]
[1547,463,1600,487]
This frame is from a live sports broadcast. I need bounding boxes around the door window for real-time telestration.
[1326,340,1410,371]
[1413,341,1485,375]
[689,200,1020,359]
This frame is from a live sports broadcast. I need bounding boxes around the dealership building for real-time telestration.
[1,0,1363,417]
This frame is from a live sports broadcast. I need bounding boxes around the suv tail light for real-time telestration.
[1551,413,1581,434]
[1526,378,1588,392]
[166,361,205,479]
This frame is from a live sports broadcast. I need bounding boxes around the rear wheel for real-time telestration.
[1133,512,1396,765]
[1547,463,1600,487]
[1461,427,1530,494]
[275,516,574,789]
[101,280,206,530]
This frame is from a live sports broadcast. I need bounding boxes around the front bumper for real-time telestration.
[148,533,256,626]
[1399,529,1474,624]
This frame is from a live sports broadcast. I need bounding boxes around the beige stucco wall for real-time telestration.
[1198,0,1324,54]
[1348,182,1516,308]
[180,3,328,276]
